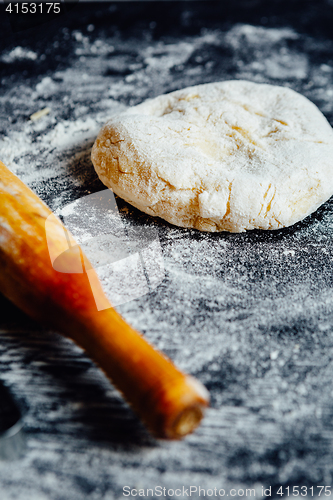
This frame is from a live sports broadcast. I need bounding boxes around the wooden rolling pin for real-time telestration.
[0,161,209,439]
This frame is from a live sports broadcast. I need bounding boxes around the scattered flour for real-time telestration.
[225,24,299,49]
[2,17,333,499]
[1,46,38,63]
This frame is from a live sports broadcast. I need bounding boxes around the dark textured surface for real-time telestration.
[2,2,333,498]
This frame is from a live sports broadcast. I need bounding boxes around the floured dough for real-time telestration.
[91,80,333,232]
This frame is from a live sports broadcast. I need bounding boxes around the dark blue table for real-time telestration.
[1,2,333,498]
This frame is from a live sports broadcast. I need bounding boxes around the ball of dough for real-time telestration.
[91,80,333,232]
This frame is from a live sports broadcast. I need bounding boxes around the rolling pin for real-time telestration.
[0,161,209,439]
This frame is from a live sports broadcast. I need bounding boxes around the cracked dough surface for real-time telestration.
[91,80,333,232]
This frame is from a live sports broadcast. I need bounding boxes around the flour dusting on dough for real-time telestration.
[92,80,333,232]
